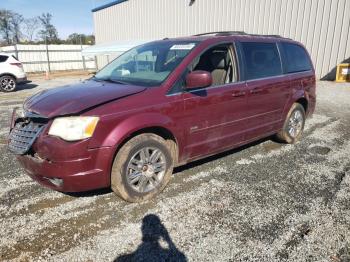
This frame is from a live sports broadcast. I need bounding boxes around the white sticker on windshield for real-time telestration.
[170,43,196,50]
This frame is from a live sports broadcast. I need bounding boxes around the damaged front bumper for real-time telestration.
[17,146,113,192]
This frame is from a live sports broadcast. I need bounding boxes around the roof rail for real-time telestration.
[193,31,247,36]
[263,34,286,38]
[193,31,288,39]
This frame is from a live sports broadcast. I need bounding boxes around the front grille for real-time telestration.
[8,120,46,155]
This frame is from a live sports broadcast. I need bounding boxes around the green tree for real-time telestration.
[0,10,25,44]
[38,13,59,43]
[67,33,95,45]
[0,9,14,44]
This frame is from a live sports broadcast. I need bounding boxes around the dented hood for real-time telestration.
[24,80,146,118]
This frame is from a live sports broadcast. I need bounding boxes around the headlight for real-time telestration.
[15,107,25,118]
[12,107,25,121]
[10,107,25,129]
[48,116,99,141]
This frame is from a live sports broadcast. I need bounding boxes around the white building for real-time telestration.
[92,0,350,79]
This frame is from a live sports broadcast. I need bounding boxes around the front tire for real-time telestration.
[111,133,174,202]
[0,75,17,92]
[276,103,306,144]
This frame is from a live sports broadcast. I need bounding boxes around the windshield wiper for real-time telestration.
[108,79,129,85]
[90,76,99,81]
[92,76,128,85]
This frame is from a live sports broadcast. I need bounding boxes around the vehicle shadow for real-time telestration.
[16,81,38,91]
[174,136,274,174]
[63,187,112,197]
[321,57,350,81]
[114,214,187,262]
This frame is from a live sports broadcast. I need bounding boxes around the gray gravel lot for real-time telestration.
[0,78,349,262]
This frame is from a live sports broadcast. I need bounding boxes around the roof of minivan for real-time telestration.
[162,32,298,45]
[81,33,301,57]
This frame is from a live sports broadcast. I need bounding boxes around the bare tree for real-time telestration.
[0,9,13,44]
[22,17,40,42]
[10,12,23,43]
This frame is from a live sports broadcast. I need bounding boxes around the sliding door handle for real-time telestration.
[231,91,246,97]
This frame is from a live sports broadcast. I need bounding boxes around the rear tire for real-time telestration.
[276,103,306,144]
[111,133,174,202]
[0,75,16,92]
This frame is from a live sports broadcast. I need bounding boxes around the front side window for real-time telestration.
[282,43,313,73]
[241,42,282,80]
[94,41,198,87]
[190,43,238,86]
[168,43,238,94]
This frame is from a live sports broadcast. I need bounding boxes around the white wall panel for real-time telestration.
[93,0,350,79]
[0,44,95,73]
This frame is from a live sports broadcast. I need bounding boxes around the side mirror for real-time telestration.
[185,70,212,90]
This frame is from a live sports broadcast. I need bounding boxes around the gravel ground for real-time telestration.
[0,78,349,262]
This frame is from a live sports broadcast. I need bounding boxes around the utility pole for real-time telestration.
[14,44,19,60]
[80,35,86,71]
[45,36,51,79]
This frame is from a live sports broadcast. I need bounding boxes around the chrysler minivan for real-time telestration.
[8,32,316,202]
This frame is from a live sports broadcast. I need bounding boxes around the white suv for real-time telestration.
[0,53,27,92]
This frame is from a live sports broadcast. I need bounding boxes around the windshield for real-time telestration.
[94,41,198,87]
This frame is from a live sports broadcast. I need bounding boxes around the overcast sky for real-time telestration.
[0,0,110,39]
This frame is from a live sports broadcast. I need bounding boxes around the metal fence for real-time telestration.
[0,44,97,73]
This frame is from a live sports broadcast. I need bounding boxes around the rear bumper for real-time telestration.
[16,76,27,83]
[17,146,113,192]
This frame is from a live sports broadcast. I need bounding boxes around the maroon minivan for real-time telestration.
[8,32,316,202]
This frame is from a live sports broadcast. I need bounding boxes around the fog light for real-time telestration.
[45,177,63,187]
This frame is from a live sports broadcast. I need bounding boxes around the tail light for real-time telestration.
[10,62,23,68]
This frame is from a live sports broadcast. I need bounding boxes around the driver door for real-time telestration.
[181,43,248,160]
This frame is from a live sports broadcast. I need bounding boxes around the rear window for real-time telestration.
[241,42,282,80]
[0,55,8,63]
[282,43,313,73]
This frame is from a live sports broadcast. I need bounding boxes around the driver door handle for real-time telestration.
[250,88,263,94]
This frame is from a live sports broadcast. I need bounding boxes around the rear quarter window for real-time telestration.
[240,42,283,80]
[0,55,9,63]
[282,43,313,73]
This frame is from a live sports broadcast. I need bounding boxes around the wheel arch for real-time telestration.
[283,90,310,120]
[95,113,181,184]
[114,126,179,166]
[296,97,308,113]
[0,73,17,80]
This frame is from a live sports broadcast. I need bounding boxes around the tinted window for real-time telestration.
[241,42,282,80]
[0,55,8,63]
[282,43,312,73]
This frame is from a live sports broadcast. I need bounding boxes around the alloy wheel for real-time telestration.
[287,109,304,138]
[126,147,166,193]
[1,77,16,91]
